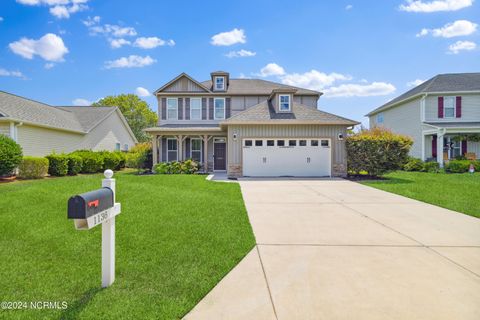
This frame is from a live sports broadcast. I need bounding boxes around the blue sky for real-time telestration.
[0,0,479,125]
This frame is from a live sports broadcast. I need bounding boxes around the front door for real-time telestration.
[214,141,227,171]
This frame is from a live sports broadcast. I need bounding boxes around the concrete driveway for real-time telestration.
[185,179,480,320]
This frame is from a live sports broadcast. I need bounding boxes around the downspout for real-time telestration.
[14,122,23,142]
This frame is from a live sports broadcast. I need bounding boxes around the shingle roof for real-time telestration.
[222,101,358,125]
[0,91,116,133]
[144,124,222,132]
[201,78,321,96]
[367,73,480,116]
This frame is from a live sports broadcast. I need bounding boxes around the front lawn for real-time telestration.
[0,172,255,319]
[361,171,480,218]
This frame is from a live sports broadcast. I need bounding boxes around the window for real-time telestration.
[190,98,201,120]
[167,138,178,161]
[214,98,225,120]
[124,144,129,151]
[215,76,225,90]
[321,140,329,147]
[311,140,319,146]
[444,96,455,118]
[289,140,296,147]
[277,140,285,146]
[255,140,263,146]
[167,98,178,120]
[267,140,275,146]
[244,140,252,147]
[376,113,384,124]
[279,94,291,112]
[190,138,202,162]
[299,140,307,146]
[115,143,120,151]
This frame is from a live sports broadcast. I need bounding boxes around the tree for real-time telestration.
[93,94,157,142]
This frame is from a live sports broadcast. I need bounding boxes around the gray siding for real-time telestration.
[0,122,10,137]
[163,77,206,92]
[369,98,423,158]
[227,125,347,174]
[425,93,480,122]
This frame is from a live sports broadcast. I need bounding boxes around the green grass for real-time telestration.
[361,171,480,218]
[0,172,255,319]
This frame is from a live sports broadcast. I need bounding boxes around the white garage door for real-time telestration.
[242,138,331,177]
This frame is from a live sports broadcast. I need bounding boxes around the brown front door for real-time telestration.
[214,142,226,170]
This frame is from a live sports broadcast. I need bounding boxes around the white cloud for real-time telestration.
[135,87,150,97]
[90,24,137,37]
[225,49,256,58]
[110,38,131,48]
[72,98,92,106]
[17,0,88,18]
[82,15,100,27]
[133,37,175,49]
[407,79,426,87]
[323,82,396,97]
[44,62,55,69]
[256,63,285,77]
[9,33,68,62]
[281,70,352,90]
[104,55,156,69]
[0,68,24,78]
[211,28,246,46]
[448,40,477,53]
[417,20,477,38]
[399,0,473,12]
[345,4,353,10]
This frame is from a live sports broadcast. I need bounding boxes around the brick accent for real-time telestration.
[332,163,347,177]
[228,164,242,178]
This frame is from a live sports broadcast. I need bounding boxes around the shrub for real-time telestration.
[126,152,146,171]
[115,151,127,169]
[346,127,413,176]
[404,157,424,172]
[153,160,200,174]
[66,154,83,175]
[18,157,49,179]
[71,150,104,173]
[100,151,122,171]
[423,161,440,173]
[473,160,480,172]
[444,160,470,173]
[46,154,69,176]
[129,142,152,169]
[0,135,23,176]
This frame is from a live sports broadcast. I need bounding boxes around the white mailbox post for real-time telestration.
[67,169,121,288]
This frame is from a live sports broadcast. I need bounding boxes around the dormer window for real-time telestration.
[215,76,225,91]
[279,94,291,112]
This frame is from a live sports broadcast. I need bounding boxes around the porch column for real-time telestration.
[177,135,183,161]
[152,134,158,166]
[437,133,444,168]
[202,135,209,172]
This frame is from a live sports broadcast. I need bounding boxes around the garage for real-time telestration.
[242,138,331,177]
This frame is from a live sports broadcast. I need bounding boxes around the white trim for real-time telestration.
[214,76,225,91]
[213,137,227,171]
[167,98,178,120]
[420,94,426,122]
[190,138,202,162]
[213,98,226,120]
[278,94,291,112]
[189,97,202,120]
[166,138,178,161]
[9,122,15,140]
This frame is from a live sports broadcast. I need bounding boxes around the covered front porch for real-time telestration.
[422,122,480,167]
[145,125,227,172]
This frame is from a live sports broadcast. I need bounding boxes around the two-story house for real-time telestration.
[367,73,480,167]
[145,71,358,177]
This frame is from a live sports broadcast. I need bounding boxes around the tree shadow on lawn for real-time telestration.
[60,287,102,320]
[360,177,414,185]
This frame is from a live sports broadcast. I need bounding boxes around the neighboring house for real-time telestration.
[367,73,480,167]
[0,91,137,156]
[145,71,358,177]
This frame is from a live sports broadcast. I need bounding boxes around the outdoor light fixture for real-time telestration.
[233,133,238,141]
[338,133,344,140]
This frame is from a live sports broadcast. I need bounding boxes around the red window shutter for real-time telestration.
[461,140,467,155]
[437,97,444,118]
[432,135,437,158]
[456,96,462,118]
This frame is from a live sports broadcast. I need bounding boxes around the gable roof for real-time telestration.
[154,73,211,94]
[367,73,480,116]
[221,101,358,126]
[201,78,321,96]
[55,106,117,131]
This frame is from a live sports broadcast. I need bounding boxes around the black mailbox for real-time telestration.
[68,188,114,219]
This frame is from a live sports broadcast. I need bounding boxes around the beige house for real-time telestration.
[367,73,480,167]
[146,71,358,177]
[0,91,137,156]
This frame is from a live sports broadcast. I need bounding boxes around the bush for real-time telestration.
[423,161,440,173]
[126,152,146,171]
[46,154,69,176]
[129,142,152,169]
[404,157,424,172]
[346,127,413,177]
[0,135,23,176]
[71,150,104,173]
[66,155,83,175]
[153,160,200,174]
[100,151,122,171]
[444,160,470,173]
[115,152,127,169]
[18,157,49,179]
